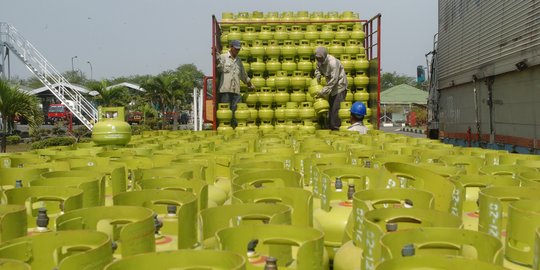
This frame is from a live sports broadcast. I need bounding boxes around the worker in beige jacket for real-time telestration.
[216,40,254,126]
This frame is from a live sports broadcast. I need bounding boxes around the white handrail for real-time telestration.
[0,22,97,130]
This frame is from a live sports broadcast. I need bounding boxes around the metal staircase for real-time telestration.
[0,22,97,130]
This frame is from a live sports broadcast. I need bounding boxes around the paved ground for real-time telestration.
[380,126,427,139]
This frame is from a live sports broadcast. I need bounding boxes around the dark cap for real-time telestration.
[230,40,242,49]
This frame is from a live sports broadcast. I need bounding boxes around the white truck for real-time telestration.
[428,0,540,153]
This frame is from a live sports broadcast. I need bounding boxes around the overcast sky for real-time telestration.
[1,0,437,81]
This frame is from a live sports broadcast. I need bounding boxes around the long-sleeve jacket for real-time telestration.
[216,52,250,94]
[314,54,348,97]
[347,121,368,134]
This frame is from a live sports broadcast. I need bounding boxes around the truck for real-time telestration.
[428,0,540,154]
[198,11,382,131]
[46,104,71,124]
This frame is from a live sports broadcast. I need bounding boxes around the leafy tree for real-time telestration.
[88,80,130,107]
[381,72,427,91]
[0,79,43,152]
[62,70,87,85]
[140,75,177,118]
[172,64,204,111]
[23,76,45,89]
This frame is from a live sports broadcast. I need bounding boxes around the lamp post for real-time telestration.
[87,61,93,80]
[71,55,78,72]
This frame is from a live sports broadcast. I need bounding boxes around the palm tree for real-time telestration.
[141,75,178,126]
[88,80,130,107]
[0,79,43,152]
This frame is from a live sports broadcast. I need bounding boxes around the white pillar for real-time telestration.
[192,87,198,131]
[198,88,204,131]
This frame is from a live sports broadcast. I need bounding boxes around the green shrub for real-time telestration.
[131,124,151,135]
[6,135,21,145]
[51,126,67,136]
[31,136,76,149]
[77,137,93,143]
[30,128,51,141]
[72,126,91,142]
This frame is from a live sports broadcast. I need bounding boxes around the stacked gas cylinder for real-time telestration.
[216,11,375,133]
[0,128,539,269]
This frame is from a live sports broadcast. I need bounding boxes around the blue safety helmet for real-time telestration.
[350,101,367,117]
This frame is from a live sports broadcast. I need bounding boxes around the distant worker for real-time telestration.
[215,40,255,126]
[348,101,368,134]
[314,46,348,130]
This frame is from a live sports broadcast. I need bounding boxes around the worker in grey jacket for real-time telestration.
[314,46,348,130]
[216,40,254,126]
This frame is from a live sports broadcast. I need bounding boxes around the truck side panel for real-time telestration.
[438,0,540,88]
[440,65,540,152]
[437,0,540,152]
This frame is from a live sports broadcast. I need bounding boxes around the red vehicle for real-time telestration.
[127,111,143,124]
[47,104,71,124]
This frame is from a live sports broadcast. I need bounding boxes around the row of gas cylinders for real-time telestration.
[216,101,373,130]
[223,24,365,43]
[244,54,369,76]
[221,11,362,28]
[227,38,365,60]
[242,87,369,106]
[2,129,540,269]
[247,73,370,94]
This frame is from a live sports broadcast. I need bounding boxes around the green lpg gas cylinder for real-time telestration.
[113,189,198,251]
[92,107,132,146]
[216,224,325,270]
[362,208,462,269]
[0,230,113,270]
[198,203,291,249]
[56,206,155,258]
[0,205,27,242]
[376,256,508,270]
[478,186,540,239]
[380,227,503,264]
[333,188,435,270]
[506,200,540,266]
[104,250,246,270]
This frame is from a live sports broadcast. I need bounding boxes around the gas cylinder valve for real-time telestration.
[347,184,355,200]
[153,214,163,236]
[335,177,343,191]
[167,205,177,217]
[264,256,278,270]
[36,207,50,232]
[401,244,415,257]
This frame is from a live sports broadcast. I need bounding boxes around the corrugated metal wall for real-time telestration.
[437,0,540,88]
[439,65,540,150]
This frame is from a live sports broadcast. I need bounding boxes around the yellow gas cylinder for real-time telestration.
[274,88,290,105]
[92,107,132,146]
[354,87,370,102]
[258,87,274,106]
[341,54,354,73]
[353,54,369,72]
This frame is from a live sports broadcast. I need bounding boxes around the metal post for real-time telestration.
[71,56,77,72]
[86,61,93,80]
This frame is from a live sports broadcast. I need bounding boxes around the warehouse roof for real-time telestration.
[380,84,427,105]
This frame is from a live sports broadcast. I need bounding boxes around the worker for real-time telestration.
[314,46,348,130]
[215,40,255,127]
[348,101,368,134]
